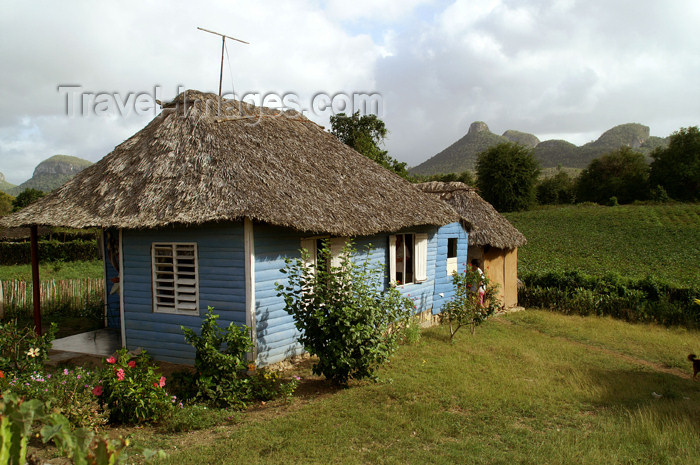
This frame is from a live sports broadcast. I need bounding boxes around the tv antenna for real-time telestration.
[197,27,249,98]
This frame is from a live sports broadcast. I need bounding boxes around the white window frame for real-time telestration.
[389,233,428,286]
[446,237,458,275]
[151,242,199,315]
[300,237,347,271]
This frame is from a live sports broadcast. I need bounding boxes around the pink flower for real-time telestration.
[92,385,103,396]
[116,368,125,381]
[106,356,116,364]
[128,360,136,368]
[158,376,166,388]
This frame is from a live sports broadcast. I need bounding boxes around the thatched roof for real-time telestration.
[0,91,457,236]
[416,181,526,249]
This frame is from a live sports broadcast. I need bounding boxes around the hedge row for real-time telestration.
[0,239,100,265]
[518,271,699,328]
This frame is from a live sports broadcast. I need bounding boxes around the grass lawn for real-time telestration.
[503,203,700,287]
[126,310,699,465]
[0,259,103,281]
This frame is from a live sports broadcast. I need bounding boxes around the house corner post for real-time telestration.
[244,218,257,362]
[30,225,42,335]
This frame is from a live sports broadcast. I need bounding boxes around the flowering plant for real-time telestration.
[97,348,172,424]
[440,268,500,340]
[0,319,57,377]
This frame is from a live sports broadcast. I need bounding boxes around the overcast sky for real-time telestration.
[1,0,699,184]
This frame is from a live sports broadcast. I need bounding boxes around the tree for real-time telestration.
[417,170,476,186]
[0,191,14,216]
[12,188,45,212]
[476,142,540,212]
[330,112,410,179]
[649,126,700,201]
[576,147,649,204]
[537,170,576,205]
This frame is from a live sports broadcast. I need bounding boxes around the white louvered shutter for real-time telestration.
[414,233,428,282]
[300,238,317,272]
[388,235,397,283]
[330,237,347,267]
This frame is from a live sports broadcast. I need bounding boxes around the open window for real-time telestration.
[446,237,458,275]
[389,233,428,285]
[151,243,199,314]
[300,237,347,272]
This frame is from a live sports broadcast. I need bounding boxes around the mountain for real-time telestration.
[410,122,508,175]
[0,171,17,195]
[411,122,671,175]
[9,155,93,195]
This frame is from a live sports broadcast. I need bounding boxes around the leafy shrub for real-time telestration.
[519,271,699,327]
[97,348,172,424]
[0,239,99,266]
[276,241,413,385]
[440,268,500,340]
[6,365,107,429]
[476,142,540,212]
[0,320,56,376]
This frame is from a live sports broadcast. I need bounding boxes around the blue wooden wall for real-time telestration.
[102,229,121,329]
[121,222,246,365]
[431,222,469,314]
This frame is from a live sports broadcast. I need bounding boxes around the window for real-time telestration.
[446,237,458,275]
[389,233,428,285]
[300,237,347,272]
[152,243,199,314]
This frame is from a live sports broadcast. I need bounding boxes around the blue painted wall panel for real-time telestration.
[431,222,469,314]
[121,222,246,365]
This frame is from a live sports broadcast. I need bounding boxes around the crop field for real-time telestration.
[504,203,700,287]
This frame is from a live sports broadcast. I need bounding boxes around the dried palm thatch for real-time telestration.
[416,181,526,249]
[1,91,457,236]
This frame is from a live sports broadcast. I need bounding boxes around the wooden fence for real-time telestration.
[0,278,104,319]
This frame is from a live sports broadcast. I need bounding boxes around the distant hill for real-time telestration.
[9,155,93,195]
[410,122,671,175]
[0,171,16,195]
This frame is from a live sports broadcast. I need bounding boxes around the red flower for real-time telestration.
[127,360,136,368]
[106,356,116,364]
[92,385,103,396]
[0,370,4,379]
[116,368,125,381]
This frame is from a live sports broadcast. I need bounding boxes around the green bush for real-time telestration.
[519,271,699,327]
[0,320,56,375]
[97,348,173,424]
[440,268,500,340]
[276,241,413,385]
[0,239,99,265]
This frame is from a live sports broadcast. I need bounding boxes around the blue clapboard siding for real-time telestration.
[102,229,121,329]
[253,224,305,365]
[253,224,442,365]
[431,222,469,314]
[121,222,246,364]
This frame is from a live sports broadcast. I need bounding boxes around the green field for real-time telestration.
[504,203,700,287]
[0,259,103,281]
[126,311,700,465]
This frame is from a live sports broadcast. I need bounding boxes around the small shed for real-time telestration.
[417,182,526,308]
[1,90,464,365]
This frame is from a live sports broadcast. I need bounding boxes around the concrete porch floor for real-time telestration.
[48,328,121,364]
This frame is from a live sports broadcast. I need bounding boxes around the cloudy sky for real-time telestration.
[1,0,699,184]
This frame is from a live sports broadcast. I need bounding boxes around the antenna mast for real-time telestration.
[197,27,249,98]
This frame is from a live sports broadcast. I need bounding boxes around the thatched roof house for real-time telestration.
[417,181,525,308]
[0,91,456,234]
[416,181,526,248]
[1,91,466,365]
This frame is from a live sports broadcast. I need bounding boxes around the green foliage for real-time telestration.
[440,268,500,340]
[0,191,14,216]
[649,126,700,201]
[519,271,699,327]
[276,241,414,385]
[576,147,650,204]
[476,142,540,212]
[181,307,252,408]
[6,365,108,429]
[330,111,410,179]
[11,188,45,212]
[413,170,475,186]
[504,203,700,287]
[0,239,100,266]
[0,259,103,280]
[0,319,56,375]
[98,348,173,424]
[536,170,576,204]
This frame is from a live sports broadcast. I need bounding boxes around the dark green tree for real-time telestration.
[576,147,649,204]
[417,170,476,186]
[330,112,409,179]
[476,142,540,212]
[0,191,14,216]
[12,188,45,212]
[537,171,576,205]
[649,126,700,201]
